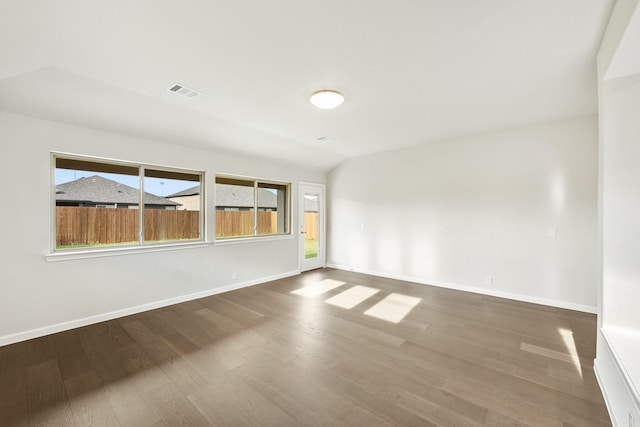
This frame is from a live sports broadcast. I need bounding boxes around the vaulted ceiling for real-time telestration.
[0,0,614,171]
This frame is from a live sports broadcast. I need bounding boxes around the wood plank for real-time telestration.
[118,342,171,393]
[27,360,75,426]
[145,383,210,426]
[188,369,299,427]
[122,319,210,395]
[103,378,162,427]
[0,343,29,427]
[396,389,486,427]
[64,370,121,427]
[340,405,395,427]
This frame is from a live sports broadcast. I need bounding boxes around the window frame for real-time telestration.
[50,152,206,256]
[214,174,291,241]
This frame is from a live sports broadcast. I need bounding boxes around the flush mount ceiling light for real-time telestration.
[316,136,333,143]
[310,90,344,109]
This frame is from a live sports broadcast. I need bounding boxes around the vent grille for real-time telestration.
[167,83,201,98]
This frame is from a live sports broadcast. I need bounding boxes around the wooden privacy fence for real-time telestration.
[145,209,200,241]
[304,212,318,240]
[56,206,199,246]
[214,211,278,238]
[57,207,317,245]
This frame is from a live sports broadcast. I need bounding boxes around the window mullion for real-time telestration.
[253,181,258,236]
[200,177,205,241]
[139,166,145,245]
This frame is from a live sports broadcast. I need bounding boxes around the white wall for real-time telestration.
[595,1,640,422]
[0,111,324,345]
[597,72,640,426]
[601,73,640,329]
[327,117,598,311]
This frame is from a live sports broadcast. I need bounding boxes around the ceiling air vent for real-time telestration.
[166,83,201,98]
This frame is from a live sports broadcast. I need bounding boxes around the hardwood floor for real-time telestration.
[0,268,611,426]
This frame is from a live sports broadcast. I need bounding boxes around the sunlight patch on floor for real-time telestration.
[324,285,380,309]
[291,279,346,297]
[558,327,583,379]
[364,293,421,323]
[520,334,584,381]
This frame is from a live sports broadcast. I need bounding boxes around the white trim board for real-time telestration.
[0,270,300,347]
[326,263,597,314]
[600,327,640,408]
[595,328,640,427]
[594,366,617,427]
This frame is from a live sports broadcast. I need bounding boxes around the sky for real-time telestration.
[55,169,196,197]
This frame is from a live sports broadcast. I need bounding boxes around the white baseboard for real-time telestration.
[0,270,300,347]
[326,263,597,314]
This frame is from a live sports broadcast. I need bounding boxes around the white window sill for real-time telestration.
[46,241,210,262]
[213,234,294,246]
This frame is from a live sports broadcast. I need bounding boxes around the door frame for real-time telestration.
[298,182,326,272]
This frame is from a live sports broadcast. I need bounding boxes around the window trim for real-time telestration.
[214,173,291,241]
[51,152,206,254]
[45,241,211,262]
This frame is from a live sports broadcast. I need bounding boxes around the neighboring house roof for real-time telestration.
[216,184,277,208]
[167,185,200,198]
[168,183,278,209]
[56,175,179,206]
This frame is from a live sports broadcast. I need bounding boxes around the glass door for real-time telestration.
[299,183,325,271]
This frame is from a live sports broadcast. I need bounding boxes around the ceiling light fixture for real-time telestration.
[310,90,344,109]
[316,136,333,143]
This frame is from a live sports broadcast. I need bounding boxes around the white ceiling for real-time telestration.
[0,0,614,172]
[605,1,640,80]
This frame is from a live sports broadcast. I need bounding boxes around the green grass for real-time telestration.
[56,238,194,250]
[56,241,137,249]
[304,238,318,259]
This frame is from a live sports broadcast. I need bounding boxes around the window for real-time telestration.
[215,176,290,239]
[54,154,204,251]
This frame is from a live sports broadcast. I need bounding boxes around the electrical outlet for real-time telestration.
[231,272,237,280]
[485,276,492,285]
[630,411,635,427]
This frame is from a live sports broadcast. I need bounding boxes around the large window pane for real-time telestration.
[215,176,290,239]
[55,159,140,249]
[54,155,204,252]
[215,178,255,239]
[257,182,289,236]
[144,169,202,244]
